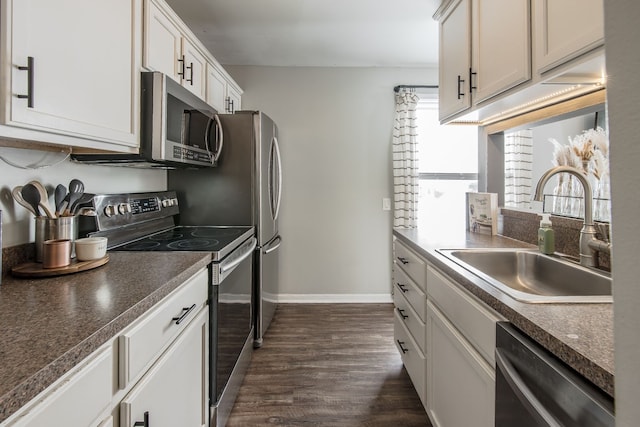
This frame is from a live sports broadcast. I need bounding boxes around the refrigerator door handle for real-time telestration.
[272,134,283,221]
[263,235,282,254]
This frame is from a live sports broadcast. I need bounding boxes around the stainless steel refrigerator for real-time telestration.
[168,111,282,347]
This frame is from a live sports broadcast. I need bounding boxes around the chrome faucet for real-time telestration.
[533,165,611,268]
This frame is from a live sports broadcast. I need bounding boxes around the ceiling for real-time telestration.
[164,0,440,67]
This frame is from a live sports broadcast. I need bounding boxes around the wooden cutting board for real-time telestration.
[11,255,109,278]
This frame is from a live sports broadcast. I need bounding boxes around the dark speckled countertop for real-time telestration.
[0,251,211,423]
[394,227,614,397]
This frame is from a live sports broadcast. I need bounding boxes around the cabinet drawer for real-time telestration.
[394,267,427,321]
[8,348,112,427]
[119,268,208,388]
[394,239,426,289]
[393,288,426,353]
[394,310,426,408]
[427,266,503,366]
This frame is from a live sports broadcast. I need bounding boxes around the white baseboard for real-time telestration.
[275,294,393,304]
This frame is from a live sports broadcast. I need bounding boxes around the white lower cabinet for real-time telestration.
[3,348,112,427]
[425,265,504,427]
[120,307,208,427]
[1,268,209,427]
[426,301,495,427]
[394,309,427,406]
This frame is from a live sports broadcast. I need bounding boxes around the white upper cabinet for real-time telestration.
[182,38,208,99]
[144,0,206,99]
[1,0,141,150]
[438,0,471,120]
[534,0,604,74]
[438,0,531,120]
[206,62,243,114]
[145,1,183,80]
[471,0,531,104]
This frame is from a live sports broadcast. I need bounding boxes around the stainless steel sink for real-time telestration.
[437,248,612,303]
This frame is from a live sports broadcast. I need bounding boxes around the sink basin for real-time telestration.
[437,248,612,303]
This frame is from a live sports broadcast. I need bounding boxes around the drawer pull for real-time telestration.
[397,308,409,320]
[397,283,408,293]
[172,304,196,325]
[397,340,409,354]
[133,411,149,427]
[397,256,409,265]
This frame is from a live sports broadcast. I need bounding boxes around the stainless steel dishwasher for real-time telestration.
[495,322,614,427]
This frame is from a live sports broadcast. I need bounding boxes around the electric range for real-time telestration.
[78,191,255,427]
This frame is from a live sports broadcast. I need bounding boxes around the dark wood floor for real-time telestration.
[227,304,432,427]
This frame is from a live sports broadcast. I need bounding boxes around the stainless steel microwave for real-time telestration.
[73,72,223,168]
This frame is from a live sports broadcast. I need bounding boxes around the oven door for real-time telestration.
[210,237,256,421]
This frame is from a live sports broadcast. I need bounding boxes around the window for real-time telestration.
[415,96,478,230]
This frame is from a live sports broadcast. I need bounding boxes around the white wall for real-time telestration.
[604,1,640,425]
[0,146,166,247]
[226,66,437,301]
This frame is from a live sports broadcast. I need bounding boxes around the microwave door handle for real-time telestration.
[213,114,223,164]
[204,114,223,165]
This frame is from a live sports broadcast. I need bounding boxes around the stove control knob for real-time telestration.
[118,203,132,215]
[104,205,117,217]
[171,198,179,206]
[162,198,172,208]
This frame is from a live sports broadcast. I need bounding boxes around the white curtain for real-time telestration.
[504,129,533,209]
[392,91,420,228]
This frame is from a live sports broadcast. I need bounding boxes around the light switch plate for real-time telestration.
[382,198,391,211]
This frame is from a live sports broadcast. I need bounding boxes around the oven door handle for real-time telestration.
[495,349,562,427]
[219,237,257,275]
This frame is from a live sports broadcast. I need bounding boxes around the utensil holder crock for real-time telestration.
[35,216,78,262]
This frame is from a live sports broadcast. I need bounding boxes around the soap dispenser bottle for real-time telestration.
[538,213,555,255]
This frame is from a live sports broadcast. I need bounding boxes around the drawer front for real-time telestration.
[394,267,427,321]
[394,239,426,289]
[9,348,112,427]
[427,266,503,366]
[393,288,426,353]
[394,310,427,408]
[119,268,208,388]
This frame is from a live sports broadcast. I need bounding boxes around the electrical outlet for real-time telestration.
[382,198,391,211]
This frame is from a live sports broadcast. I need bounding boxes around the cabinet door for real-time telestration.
[472,0,531,104]
[120,308,208,427]
[427,301,494,427]
[9,349,112,427]
[5,0,140,148]
[534,0,604,74]
[144,0,182,82]
[226,84,242,113]
[438,0,471,121]
[182,38,207,99]
[206,64,227,113]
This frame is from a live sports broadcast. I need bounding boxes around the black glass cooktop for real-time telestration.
[113,226,254,257]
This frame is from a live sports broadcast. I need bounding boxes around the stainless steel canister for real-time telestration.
[35,216,78,262]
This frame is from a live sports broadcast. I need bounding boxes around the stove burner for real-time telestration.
[166,238,220,250]
[150,230,185,241]
[122,240,162,250]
